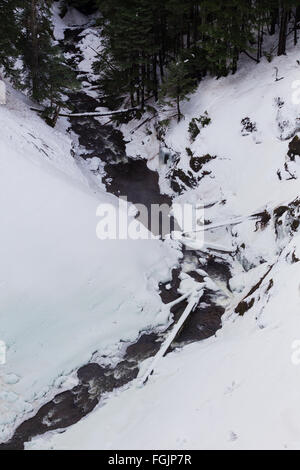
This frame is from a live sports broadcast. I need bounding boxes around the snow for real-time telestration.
[52,3,90,40]
[163,55,300,214]
[0,81,6,105]
[27,235,300,450]
[26,30,300,450]
[77,28,103,77]
[0,83,179,441]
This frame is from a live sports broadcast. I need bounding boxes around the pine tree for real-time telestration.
[277,0,297,55]
[93,0,300,116]
[199,0,255,76]
[159,61,197,122]
[95,0,159,108]
[61,0,97,15]
[20,0,78,114]
[0,0,22,83]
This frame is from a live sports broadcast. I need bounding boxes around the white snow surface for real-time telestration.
[0,84,179,441]
[52,3,90,40]
[27,39,300,450]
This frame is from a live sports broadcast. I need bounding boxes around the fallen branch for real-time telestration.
[181,211,266,237]
[180,239,236,254]
[88,45,118,73]
[241,50,260,63]
[130,115,156,135]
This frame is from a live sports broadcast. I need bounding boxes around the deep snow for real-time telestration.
[1,3,300,450]
[0,82,179,442]
[25,20,300,450]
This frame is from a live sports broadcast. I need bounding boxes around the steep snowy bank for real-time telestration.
[28,40,300,449]
[0,85,179,442]
[29,233,300,450]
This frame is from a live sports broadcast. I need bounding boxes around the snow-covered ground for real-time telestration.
[0,83,179,442]
[0,3,299,450]
[26,27,300,449]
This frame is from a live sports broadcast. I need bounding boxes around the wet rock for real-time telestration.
[190,154,216,173]
[171,290,225,346]
[170,168,198,194]
[235,297,255,316]
[255,210,271,230]
[274,206,289,218]
[125,333,162,363]
[241,117,257,136]
[274,200,300,237]
[288,135,300,160]
[291,251,300,263]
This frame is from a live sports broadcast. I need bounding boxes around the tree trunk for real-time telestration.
[270,8,279,35]
[159,50,164,80]
[294,6,300,45]
[232,48,238,74]
[177,94,181,123]
[278,5,288,56]
[141,55,146,111]
[30,0,39,100]
[153,55,158,101]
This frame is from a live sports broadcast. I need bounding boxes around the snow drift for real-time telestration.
[0,84,179,442]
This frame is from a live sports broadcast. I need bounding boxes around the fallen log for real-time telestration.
[139,287,204,386]
[30,107,139,118]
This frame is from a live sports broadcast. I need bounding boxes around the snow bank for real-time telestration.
[0,84,179,441]
[28,40,300,450]
[28,233,300,450]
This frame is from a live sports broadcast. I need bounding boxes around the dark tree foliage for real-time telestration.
[0,0,78,123]
[61,0,97,15]
[159,61,197,122]
[19,0,78,107]
[94,0,300,115]
[0,0,300,122]
[0,0,22,83]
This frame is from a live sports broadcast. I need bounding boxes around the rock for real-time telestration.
[190,154,216,173]
[170,168,198,194]
[288,135,300,160]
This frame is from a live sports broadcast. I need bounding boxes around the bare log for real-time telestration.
[139,288,204,386]
[30,107,139,118]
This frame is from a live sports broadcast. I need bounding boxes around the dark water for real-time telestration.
[0,26,230,450]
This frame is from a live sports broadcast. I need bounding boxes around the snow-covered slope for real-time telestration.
[27,42,300,450]
[0,85,179,441]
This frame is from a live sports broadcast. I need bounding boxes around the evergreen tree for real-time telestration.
[2,0,300,124]
[20,0,78,112]
[96,0,160,107]
[61,0,97,15]
[0,0,22,82]
[159,61,197,122]
[277,0,297,55]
